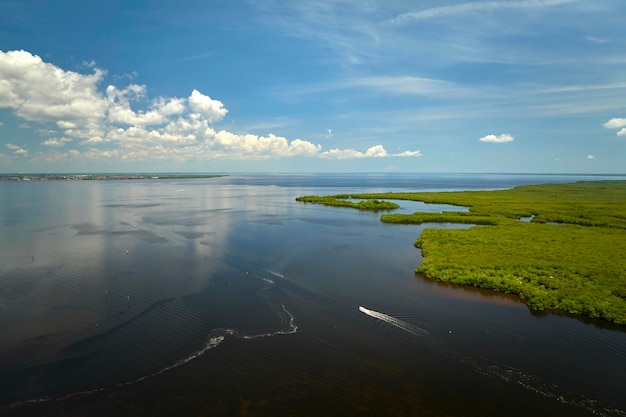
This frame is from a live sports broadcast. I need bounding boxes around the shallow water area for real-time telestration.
[1,173,625,416]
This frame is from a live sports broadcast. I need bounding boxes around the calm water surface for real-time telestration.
[1,173,625,416]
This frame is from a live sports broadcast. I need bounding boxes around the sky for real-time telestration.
[1,0,625,173]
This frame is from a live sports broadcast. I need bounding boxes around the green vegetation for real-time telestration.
[415,222,626,323]
[295,195,400,211]
[342,181,626,229]
[297,181,626,325]
[380,212,497,226]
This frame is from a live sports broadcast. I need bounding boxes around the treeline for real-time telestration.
[295,195,399,211]
[415,221,626,324]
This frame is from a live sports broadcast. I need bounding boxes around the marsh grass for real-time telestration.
[297,181,626,324]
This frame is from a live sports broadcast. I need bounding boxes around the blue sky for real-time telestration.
[1,0,625,173]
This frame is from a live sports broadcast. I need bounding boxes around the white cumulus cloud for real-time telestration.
[56,121,77,129]
[603,117,626,129]
[479,133,514,143]
[321,146,380,159]
[320,145,421,159]
[0,50,108,127]
[213,131,320,158]
[586,154,595,160]
[364,144,388,157]
[188,89,228,123]
[6,143,28,155]
[152,97,186,117]
[396,150,422,157]
[604,117,626,136]
[41,137,72,147]
[1,49,423,164]
[106,84,183,126]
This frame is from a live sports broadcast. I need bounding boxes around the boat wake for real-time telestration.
[358,306,626,417]
[3,278,297,410]
[358,306,431,337]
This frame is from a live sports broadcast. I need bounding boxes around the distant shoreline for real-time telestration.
[0,174,226,181]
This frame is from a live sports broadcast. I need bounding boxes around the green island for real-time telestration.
[296,195,400,210]
[296,181,626,325]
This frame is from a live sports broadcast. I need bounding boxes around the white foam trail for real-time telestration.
[3,276,298,410]
[265,270,285,279]
[359,306,430,337]
[127,335,225,384]
[358,306,626,417]
[3,335,227,408]
[469,361,626,417]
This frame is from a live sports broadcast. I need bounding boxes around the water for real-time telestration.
[1,173,625,416]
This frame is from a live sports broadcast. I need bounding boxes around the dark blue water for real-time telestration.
[1,173,625,416]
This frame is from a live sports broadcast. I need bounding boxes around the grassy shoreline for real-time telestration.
[296,181,626,325]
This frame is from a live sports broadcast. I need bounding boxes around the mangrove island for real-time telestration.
[296,181,626,325]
